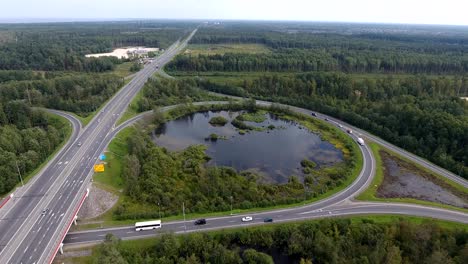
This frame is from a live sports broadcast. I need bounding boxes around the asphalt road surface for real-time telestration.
[0,29,198,264]
[63,100,467,247]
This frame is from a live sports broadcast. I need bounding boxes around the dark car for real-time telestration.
[194,219,207,225]
[311,112,317,117]
[324,118,329,121]
[263,218,273,223]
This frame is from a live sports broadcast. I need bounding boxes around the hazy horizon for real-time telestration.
[1,0,468,26]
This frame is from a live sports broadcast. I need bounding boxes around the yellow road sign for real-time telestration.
[94,164,105,172]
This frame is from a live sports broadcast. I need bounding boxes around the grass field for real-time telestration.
[357,143,468,213]
[112,62,135,78]
[184,44,271,56]
[93,126,135,191]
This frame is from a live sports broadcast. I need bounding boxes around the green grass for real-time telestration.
[237,110,267,122]
[74,103,364,230]
[357,143,468,213]
[112,62,135,78]
[93,126,135,191]
[356,143,384,201]
[1,112,72,199]
[185,44,271,56]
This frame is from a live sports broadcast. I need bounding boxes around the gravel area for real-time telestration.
[77,184,119,220]
[377,151,468,208]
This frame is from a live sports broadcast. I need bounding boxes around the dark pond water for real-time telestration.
[152,111,343,184]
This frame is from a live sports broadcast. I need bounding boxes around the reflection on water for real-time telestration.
[152,111,343,183]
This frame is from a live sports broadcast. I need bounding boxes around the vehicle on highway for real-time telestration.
[263,217,273,222]
[41,209,49,216]
[242,216,253,222]
[135,220,162,231]
[194,219,207,225]
[324,118,329,121]
[347,129,353,134]
[357,137,365,146]
[77,142,82,147]
[338,124,343,128]
[311,112,317,117]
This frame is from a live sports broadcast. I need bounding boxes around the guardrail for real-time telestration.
[46,188,89,264]
[0,194,13,209]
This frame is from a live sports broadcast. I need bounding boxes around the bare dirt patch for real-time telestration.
[377,150,468,209]
[77,184,118,220]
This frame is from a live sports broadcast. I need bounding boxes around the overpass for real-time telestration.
[0,28,198,264]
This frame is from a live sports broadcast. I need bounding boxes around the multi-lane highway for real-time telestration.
[1,25,466,262]
[63,99,467,247]
[0,28,198,264]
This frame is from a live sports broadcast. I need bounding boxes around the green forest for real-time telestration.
[170,23,468,74]
[166,22,468,180]
[0,102,69,194]
[0,22,191,71]
[92,218,468,264]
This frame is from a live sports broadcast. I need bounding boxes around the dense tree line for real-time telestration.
[93,218,468,264]
[0,70,43,83]
[0,74,123,116]
[137,78,217,112]
[197,73,468,179]
[168,50,468,74]
[171,23,468,74]
[0,22,190,71]
[115,102,358,219]
[0,101,68,194]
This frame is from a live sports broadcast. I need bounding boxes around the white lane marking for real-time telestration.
[69,237,77,240]
[229,220,235,223]
[23,246,29,253]
[98,234,106,237]
[126,231,134,234]
[60,213,64,217]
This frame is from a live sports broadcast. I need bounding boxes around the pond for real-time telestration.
[152,111,343,184]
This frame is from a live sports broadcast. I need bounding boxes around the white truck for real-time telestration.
[357,137,365,146]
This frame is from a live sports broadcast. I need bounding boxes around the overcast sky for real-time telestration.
[1,0,468,25]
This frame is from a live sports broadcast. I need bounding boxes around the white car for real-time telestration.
[241,216,253,222]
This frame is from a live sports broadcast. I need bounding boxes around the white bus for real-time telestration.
[135,220,162,231]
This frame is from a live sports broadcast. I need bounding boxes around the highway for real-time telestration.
[64,202,467,245]
[0,28,198,264]
[63,100,468,247]
[0,25,466,262]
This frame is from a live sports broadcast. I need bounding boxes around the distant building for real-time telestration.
[127,47,159,58]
